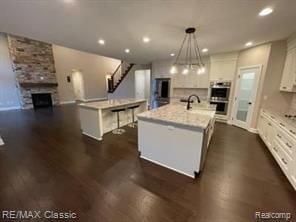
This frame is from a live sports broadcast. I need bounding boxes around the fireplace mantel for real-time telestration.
[19,82,58,88]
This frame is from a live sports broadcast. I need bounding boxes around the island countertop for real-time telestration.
[137,104,216,129]
[78,98,147,110]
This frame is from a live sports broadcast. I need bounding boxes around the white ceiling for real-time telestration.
[0,0,295,64]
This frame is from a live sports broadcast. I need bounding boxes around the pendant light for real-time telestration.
[170,27,206,75]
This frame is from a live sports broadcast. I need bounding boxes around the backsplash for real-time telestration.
[171,88,208,103]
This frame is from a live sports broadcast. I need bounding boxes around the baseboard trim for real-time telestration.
[140,155,195,178]
[82,97,108,102]
[82,132,102,141]
[60,100,76,105]
[248,128,258,134]
[0,106,21,111]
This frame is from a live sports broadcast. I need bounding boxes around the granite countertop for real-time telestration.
[78,99,147,110]
[262,109,296,131]
[137,104,216,129]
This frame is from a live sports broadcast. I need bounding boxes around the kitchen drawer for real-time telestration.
[275,127,295,158]
[278,121,296,140]
[273,140,294,174]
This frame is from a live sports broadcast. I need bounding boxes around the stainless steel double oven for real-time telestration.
[209,81,231,115]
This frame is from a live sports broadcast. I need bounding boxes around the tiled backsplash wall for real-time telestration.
[171,88,208,102]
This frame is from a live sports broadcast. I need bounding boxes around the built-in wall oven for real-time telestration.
[209,81,231,115]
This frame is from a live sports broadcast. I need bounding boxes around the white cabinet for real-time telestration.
[152,61,172,78]
[280,48,296,92]
[172,65,209,89]
[257,112,276,150]
[152,60,209,89]
[258,109,296,190]
[209,52,239,81]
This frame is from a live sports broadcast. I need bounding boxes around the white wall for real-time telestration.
[53,45,120,103]
[261,40,293,113]
[108,64,151,100]
[232,43,271,128]
[135,69,151,103]
[0,33,20,110]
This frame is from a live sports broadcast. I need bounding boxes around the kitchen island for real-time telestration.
[78,99,147,141]
[137,104,216,178]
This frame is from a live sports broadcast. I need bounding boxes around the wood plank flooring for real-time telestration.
[0,105,295,221]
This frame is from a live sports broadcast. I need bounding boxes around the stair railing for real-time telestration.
[108,61,133,92]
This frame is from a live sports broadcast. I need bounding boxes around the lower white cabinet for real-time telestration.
[258,110,296,190]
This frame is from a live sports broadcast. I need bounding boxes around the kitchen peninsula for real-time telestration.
[78,99,147,140]
[138,103,216,178]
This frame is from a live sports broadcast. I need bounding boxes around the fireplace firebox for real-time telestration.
[31,93,53,109]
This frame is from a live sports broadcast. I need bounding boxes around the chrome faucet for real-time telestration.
[187,94,201,110]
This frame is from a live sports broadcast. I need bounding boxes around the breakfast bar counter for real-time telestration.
[78,99,147,141]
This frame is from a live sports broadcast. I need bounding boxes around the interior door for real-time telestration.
[232,66,261,130]
[72,71,85,101]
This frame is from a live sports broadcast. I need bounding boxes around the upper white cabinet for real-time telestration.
[152,61,172,78]
[152,52,240,88]
[209,52,239,81]
[280,47,296,92]
[172,63,210,89]
[152,60,209,89]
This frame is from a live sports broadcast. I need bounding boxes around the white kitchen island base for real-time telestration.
[78,99,147,141]
[138,104,215,178]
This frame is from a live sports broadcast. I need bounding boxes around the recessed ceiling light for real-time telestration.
[259,7,273,16]
[125,48,130,53]
[98,39,105,45]
[245,42,253,47]
[170,53,175,57]
[202,48,208,53]
[143,37,150,43]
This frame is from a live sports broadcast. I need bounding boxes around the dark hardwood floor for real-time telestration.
[0,105,295,222]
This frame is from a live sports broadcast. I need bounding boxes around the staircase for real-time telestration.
[107,61,135,93]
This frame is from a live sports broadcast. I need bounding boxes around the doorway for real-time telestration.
[232,65,262,130]
[71,70,85,101]
[135,69,151,104]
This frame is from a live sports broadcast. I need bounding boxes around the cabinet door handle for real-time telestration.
[289,130,296,135]
[286,143,292,149]
[280,123,285,127]
[268,123,272,126]
[273,147,278,153]
[282,86,287,89]
[281,158,288,165]
[277,134,282,139]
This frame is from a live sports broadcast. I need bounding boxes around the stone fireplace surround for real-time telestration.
[7,34,59,109]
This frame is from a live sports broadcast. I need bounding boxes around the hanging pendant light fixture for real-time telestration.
[170,27,206,75]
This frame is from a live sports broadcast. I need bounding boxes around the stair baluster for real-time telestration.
[108,61,135,93]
